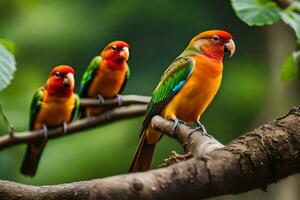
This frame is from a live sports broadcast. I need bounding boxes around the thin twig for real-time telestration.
[80,95,150,108]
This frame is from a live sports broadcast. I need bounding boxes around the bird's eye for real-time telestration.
[211,36,220,42]
[55,72,60,77]
[111,46,117,51]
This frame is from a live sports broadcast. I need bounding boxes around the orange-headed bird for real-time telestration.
[20,65,80,177]
[79,41,130,116]
[129,30,235,172]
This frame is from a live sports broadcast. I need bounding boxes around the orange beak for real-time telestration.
[120,47,129,61]
[63,73,75,89]
[224,39,235,57]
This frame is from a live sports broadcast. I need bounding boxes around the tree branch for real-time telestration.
[80,95,150,108]
[0,104,147,151]
[0,107,300,200]
[152,116,224,155]
[0,95,150,151]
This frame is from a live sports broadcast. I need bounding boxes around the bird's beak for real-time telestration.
[224,39,235,57]
[63,73,74,89]
[120,47,129,61]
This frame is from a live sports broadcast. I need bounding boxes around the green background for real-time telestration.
[0,1,298,199]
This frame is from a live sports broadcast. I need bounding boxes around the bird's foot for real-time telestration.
[97,94,105,105]
[188,121,213,139]
[62,123,68,135]
[159,151,193,167]
[115,94,123,106]
[172,119,185,135]
[42,124,48,140]
[105,110,112,120]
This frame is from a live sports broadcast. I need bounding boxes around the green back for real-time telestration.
[143,56,195,127]
[71,93,80,121]
[79,56,102,97]
[29,87,44,130]
[118,63,130,94]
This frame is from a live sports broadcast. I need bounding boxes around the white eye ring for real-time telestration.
[55,72,60,77]
[211,36,220,42]
[111,46,117,51]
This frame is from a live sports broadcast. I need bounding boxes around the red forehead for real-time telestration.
[214,31,232,40]
[50,65,75,75]
[194,30,233,40]
[107,40,129,48]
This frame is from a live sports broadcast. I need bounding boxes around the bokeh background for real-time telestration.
[0,0,299,199]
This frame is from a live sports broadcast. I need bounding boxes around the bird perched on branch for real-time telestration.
[129,30,235,172]
[79,41,130,117]
[20,65,80,177]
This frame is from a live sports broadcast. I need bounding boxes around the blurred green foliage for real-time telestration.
[0,44,16,91]
[231,0,300,81]
[0,0,289,186]
[231,0,281,26]
[281,52,299,81]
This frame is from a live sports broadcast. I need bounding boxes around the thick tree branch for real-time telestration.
[0,104,147,151]
[0,107,300,200]
[152,116,224,156]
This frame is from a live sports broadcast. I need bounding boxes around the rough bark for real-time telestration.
[0,107,299,200]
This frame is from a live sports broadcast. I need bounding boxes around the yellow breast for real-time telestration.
[162,55,223,122]
[34,90,76,129]
[87,63,126,98]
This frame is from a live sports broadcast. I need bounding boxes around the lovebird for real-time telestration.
[129,30,235,172]
[79,41,130,116]
[20,65,80,177]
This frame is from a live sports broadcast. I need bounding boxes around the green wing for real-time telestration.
[29,87,44,130]
[71,93,80,121]
[79,56,102,97]
[118,63,130,94]
[143,56,195,127]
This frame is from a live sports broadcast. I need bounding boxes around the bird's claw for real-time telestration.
[159,151,193,167]
[105,110,111,120]
[116,94,123,106]
[172,119,185,135]
[62,123,68,135]
[188,122,213,139]
[97,94,105,105]
[42,124,48,140]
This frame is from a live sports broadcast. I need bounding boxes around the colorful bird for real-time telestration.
[20,65,80,177]
[79,41,130,116]
[129,30,235,172]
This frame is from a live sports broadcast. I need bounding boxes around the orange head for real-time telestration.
[101,41,130,63]
[188,30,235,62]
[46,65,75,97]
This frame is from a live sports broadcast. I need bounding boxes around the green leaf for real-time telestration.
[281,52,299,81]
[231,0,281,26]
[279,10,300,42]
[0,39,16,55]
[0,44,17,91]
